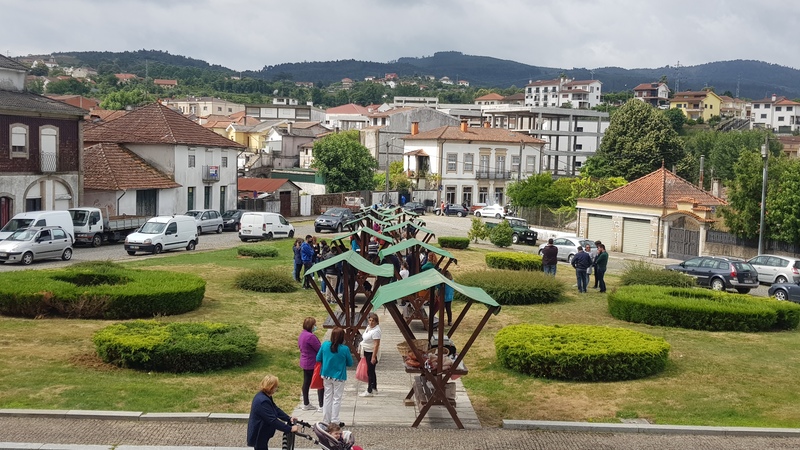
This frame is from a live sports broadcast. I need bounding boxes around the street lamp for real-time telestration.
[758,141,769,255]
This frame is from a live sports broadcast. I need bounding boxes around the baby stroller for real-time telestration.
[281,420,359,450]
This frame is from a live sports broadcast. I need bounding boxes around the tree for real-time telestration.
[311,130,378,193]
[506,173,562,208]
[569,175,627,207]
[489,220,513,247]
[765,158,800,243]
[662,108,686,134]
[29,65,49,76]
[718,150,769,239]
[100,89,151,110]
[584,99,686,181]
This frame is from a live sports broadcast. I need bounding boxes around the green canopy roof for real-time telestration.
[377,238,455,261]
[306,249,395,277]
[371,269,500,312]
[382,220,434,236]
[331,226,392,243]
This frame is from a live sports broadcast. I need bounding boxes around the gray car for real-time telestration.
[746,254,800,285]
[185,209,224,234]
[665,256,759,294]
[314,207,356,233]
[0,226,73,265]
[538,237,596,262]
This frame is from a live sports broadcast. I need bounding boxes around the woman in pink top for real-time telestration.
[298,317,323,411]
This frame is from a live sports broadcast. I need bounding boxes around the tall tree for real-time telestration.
[764,158,800,244]
[718,150,768,239]
[311,130,378,193]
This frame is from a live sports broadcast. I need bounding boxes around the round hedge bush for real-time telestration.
[489,220,513,247]
[0,261,205,319]
[485,252,542,271]
[455,269,564,305]
[608,285,800,332]
[237,245,279,258]
[437,236,470,249]
[235,267,298,293]
[93,320,259,373]
[495,324,670,381]
[619,260,695,287]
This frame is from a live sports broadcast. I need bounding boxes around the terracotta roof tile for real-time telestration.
[238,178,294,193]
[403,125,546,145]
[475,93,504,101]
[326,103,370,114]
[591,168,725,208]
[84,143,181,190]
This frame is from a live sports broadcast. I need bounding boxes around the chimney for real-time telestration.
[483,121,490,128]
[287,122,293,135]
[411,121,419,135]
[460,120,468,132]
[772,93,777,102]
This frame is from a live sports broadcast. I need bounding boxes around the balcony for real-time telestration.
[202,165,220,182]
[476,170,511,180]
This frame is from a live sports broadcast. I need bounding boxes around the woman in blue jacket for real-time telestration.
[316,327,353,426]
[247,374,297,450]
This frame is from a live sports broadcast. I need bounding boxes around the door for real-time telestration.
[136,190,158,217]
[0,197,12,229]
[587,214,614,247]
[622,218,651,257]
[163,221,179,249]
[277,214,292,237]
[280,191,291,217]
[33,229,56,259]
[696,258,719,287]
[748,256,771,283]
[667,227,699,260]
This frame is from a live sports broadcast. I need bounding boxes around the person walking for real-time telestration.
[301,235,315,289]
[592,240,603,289]
[585,243,597,289]
[298,317,323,412]
[571,246,592,293]
[359,312,382,397]
[443,270,455,326]
[316,327,353,426]
[594,243,609,293]
[247,374,297,450]
[540,238,558,276]
[292,238,303,282]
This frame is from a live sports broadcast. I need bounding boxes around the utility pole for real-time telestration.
[758,135,769,255]
[518,140,524,180]
[385,139,391,204]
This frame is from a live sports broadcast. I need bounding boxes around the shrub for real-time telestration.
[237,245,279,258]
[485,252,542,271]
[94,320,259,373]
[438,236,470,249]
[0,263,205,319]
[620,260,695,287]
[235,267,298,293]
[489,220,513,247]
[608,285,800,332]
[455,269,564,305]
[495,324,670,382]
[467,217,489,243]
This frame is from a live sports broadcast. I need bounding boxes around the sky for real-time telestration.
[3,0,799,72]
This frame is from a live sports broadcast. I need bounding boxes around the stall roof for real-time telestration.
[306,249,395,277]
[377,238,455,261]
[382,220,434,236]
[371,269,500,311]
[331,226,392,242]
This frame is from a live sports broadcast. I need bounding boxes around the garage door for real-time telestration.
[587,214,614,247]
[622,218,651,256]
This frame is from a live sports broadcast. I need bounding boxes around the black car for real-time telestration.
[433,204,469,217]
[665,256,759,294]
[221,209,249,232]
[402,201,426,215]
[769,281,800,302]
[314,207,356,233]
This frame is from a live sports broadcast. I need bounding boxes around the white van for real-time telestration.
[239,212,295,242]
[0,211,74,242]
[124,215,198,255]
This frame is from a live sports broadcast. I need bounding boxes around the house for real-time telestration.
[160,96,245,117]
[244,101,326,123]
[393,97,439,108]
[775,135,800,158]
[402,121,546,207]
[750,94,800,133]
[458,80,470,87]
[83,102,246,216]
[718,95,749,119]
[439,77,453,85]
[46,94,99,111]
[576,167,726,259]
[474,93,504,105]
[225,116,274,151]
[0,54,88,225]
[525,77,603,109]
[633,82,670,108]
[114,73,138,83]
[263,121,331,171]
[341,78,353,89]
[324,103,371,131]
[236,177,301,217]
[66,67,97,79]
[669,90,722,122]
[153,79,178,89]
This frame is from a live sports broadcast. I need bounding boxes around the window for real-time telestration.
[478,187,489,203]
[228,108,233,113]
[446,153,457,172]
[166,222,177,234]
[445,186,456,204]
[464,153,474,172]
[462,186,472,206]
[204,186,212,209]
[776,107,782,111]
[219,186,226,213]
[53,229,66,240]
[788,107,794,111]
[479,155,490,172]
[511,156,520,174]
[761,114,767,119]
[188,154,196,168]
[575,144,583,150]
[217,106,222,112]
[754,104,760,109]
[40,126,58,172]
[495,155,506,173]
[10,124,28,157]
[494,187,504,205]
[187,187,195,210]
[221,156,228,168]
[203,106,208,111]
[525,155,536,174]
[576,127,584,132]
[765,104,771,109]
[778,117,785,121]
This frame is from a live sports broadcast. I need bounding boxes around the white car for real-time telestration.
[473,204,506,219]
[0,226,73,265]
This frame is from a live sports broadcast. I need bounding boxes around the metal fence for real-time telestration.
[515,206,576,229]
[706,229,800,257]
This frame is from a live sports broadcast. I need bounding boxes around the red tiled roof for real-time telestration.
[154,79,178,86]
[84,102,245,148]
[591,168,725,208]
[326,103,370,114]
[238,178,294,193]
[403,126,546,145]
[633,83,662,91]
[776,98,800,106]
[83,143,181,190]
[475,93,504,101]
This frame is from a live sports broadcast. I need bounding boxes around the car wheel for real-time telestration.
[512,233,519,244]
[235,223,241,232]
[239,238,248,242]
[61,248,73,261]
[216,225,223,234]
[127,250,136,256]
[774,289,789,301]
[776,275,788,284]
[153,244,162,255]
[495,213,501,219]
[21,252,34,265]
[315,227,321,233]
[197,226,203,235]
[187,241,196,251]
[538,249,544,256]
[736,288,751,294]
[567,254,574,263]
[458,211,465,217]
[710,278,725,291]
[337,223,343,233]
[266,232,273,240]
[91,234,102,247]
[475,212,481,217]
[436,210,441,216]
[289,230,294,238]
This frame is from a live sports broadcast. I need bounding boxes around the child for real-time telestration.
[326,423,363,450]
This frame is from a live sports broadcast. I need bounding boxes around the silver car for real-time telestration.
[747,254,800,285]
[184,209,224,234]
[0,226,73,265]
[538,237,596,262]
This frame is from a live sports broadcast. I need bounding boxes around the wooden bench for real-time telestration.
[412,375,455,409]
[323,311,365,329]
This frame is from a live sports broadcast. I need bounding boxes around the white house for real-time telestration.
[750,94,800,133]
[524,77,602,109]
[633,82,670,108]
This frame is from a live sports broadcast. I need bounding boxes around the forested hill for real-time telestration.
[52,50,800,99]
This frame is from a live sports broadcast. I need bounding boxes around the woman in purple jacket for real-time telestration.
[298,317,323,411]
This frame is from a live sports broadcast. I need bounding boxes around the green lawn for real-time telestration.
[1,241,800,428]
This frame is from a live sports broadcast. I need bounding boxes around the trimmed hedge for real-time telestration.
[94,320,259,373]
[608,285,800,332]
[438,236,470,249]
[235,267,298,293]
[237,245,279,258]
[485,252,542,271]
[495,324,670,381]
[0,262,205,319]
[455,269,564,305]
[489,220,513,247]
[620,260,695,287]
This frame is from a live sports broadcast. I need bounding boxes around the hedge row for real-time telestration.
[235,267,298,293]
[437,236,470,249]
[495,324,670,381]
[94,320,258,373]
[455,269,564,305]
[608,285,800,332]
[0,262,205,319]
[237,245,279,258]
[620,260,695,288]
[485,252,542,271]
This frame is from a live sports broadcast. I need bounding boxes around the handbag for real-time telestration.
[355,356,369,383]
[310,362,324,390]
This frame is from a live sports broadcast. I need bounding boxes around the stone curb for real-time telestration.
[0,410,249,423]
[502,419,800,437]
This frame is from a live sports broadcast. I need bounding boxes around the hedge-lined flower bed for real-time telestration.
[495,324,670,381]
[0,262,205,319]
[94,320,258,373]
[485,252,542,271]
[608,285,800,331]
[620,260,695,287]
[237,245,279,258]
[437,236,470,249]
[235,267,298,293]
[455,269,563,305]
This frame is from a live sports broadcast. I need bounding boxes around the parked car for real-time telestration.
[768,280,800,302]
[469,202,488,213]
[537,237,596,262]
[221,209,249,232]
[473,204,506,219]
[124,215,198,256]
[184,209,223,234]
[746,254,800,285]
[0,226,73,265]
[433,204,469,217]
[239,212,295,241]
[665,256,759,294]
[485,217,538,245]
[314,207,356,233]
[402,201,426,215]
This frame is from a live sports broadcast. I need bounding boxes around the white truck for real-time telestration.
[68,207,151,247]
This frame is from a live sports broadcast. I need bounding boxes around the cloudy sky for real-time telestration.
[3,0,798,72]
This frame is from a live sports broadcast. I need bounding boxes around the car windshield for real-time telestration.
[0,218,34,233]
[222,210,240,218]
[69,209,89,226]
[6,229,37,241]
[184,211,200,217]
[733,262,755,272]
[323,208,346,217]
[139,222,167,234]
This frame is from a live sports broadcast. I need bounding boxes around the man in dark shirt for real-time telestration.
[540,238,559,276]
[570,246,592,293]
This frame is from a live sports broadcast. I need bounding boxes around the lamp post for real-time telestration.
[385,137,398,205]
[758,140,769,255]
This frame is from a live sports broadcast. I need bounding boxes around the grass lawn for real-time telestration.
[1,241,800,428]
